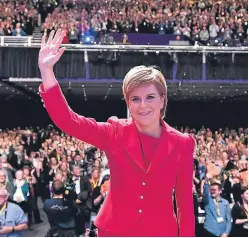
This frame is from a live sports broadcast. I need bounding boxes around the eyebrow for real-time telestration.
[130,93,157,98]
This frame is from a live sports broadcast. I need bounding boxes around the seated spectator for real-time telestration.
[182,23,191,37]
[231,187,248,237]
[0,169,14,201]
[91,174,110,229]
[202,176,232,237]
[0,155,15,185]
[0,21,5,36]
[200,26,210,43]
[0,188,28,237]
[13,170,29,218]
[223,165,242,204]
[68,23,79,44]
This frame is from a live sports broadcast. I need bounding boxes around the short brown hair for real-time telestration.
[122,65,167,119]
[210,182,222,190]
[52,180,64,195]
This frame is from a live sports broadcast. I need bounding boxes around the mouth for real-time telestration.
[138,111,151,116]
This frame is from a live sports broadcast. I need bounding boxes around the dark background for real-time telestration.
[0,96,247,130]
[0,48,247,130]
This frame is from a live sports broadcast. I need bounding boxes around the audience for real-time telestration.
[0,124,248,236]
[0,0,38,36]
[39,0,248,44]
[0,0,248,46]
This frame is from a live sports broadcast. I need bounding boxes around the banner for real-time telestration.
[110,33,184,45]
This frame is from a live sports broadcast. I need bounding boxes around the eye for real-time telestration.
[131,97,140,102]
[147,95,155,100]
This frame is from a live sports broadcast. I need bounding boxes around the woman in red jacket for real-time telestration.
[38,29,195,237]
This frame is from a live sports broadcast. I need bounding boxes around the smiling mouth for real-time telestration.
[138,112,151,116]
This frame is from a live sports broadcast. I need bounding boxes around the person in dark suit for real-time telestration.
[69,165,92,236]
[38,29,196,237]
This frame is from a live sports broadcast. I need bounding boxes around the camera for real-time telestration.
[64,180,76,201]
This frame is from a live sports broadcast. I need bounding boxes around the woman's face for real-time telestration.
[230,169,239,178]
[242,190,248,202]
[16,171,23,180]
[54,173,64,182]
[92,170,99,179]
[51,157,58,165]
[60,162,67,171]
[23,168,30,176]
[128,84,164,128]
[94,160,100,167]
[0,172,6,183]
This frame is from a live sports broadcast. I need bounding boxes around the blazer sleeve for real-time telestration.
[175,134,195,237]
[39,83,114,150]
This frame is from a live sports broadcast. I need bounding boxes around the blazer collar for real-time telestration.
[123,118,179,173]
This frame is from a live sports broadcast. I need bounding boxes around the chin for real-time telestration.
[134,118,154,127]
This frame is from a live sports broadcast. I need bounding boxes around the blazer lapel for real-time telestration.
[146,120,180,174]
[123,119,146,172]
[210,199,219,219]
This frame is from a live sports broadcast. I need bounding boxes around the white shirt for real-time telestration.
[73,177,81,194]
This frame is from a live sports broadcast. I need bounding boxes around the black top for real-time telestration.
[223,178,242,204]
[231,203,248,237]
[92,186,105,214]
[43,198,79,230]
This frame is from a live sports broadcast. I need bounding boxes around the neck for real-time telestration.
[136,120,162,138]
[242,199,248,207]
[0,202,7,210]
[213,195,221,201]
[53,194,63,199]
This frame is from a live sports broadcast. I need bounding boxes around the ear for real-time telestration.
[161,94,165,108]
[127,108,132,119]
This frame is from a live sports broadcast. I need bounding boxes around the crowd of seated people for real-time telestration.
[0,0,247,45]
[0,124,248,236]
[0,0,38,36]
[40,0,248,45]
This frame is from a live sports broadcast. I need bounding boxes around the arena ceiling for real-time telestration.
[0,80,247,102]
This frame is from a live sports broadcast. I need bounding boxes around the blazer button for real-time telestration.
[138,209,142,213]
[142,182,146,186]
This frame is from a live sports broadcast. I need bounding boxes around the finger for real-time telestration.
[47,30,55,45]
[55,47,66,61]
[52,28,61,45]
[41,34,46,48]
[54,30,66,51]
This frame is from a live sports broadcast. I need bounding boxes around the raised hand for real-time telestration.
[38,29,66,71]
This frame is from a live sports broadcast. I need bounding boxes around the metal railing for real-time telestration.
[0,36,247,53]
[0,36,33,47]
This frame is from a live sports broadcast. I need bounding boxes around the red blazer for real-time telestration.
[40,83,195,237]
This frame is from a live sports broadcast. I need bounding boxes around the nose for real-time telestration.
[140,98,148,108]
